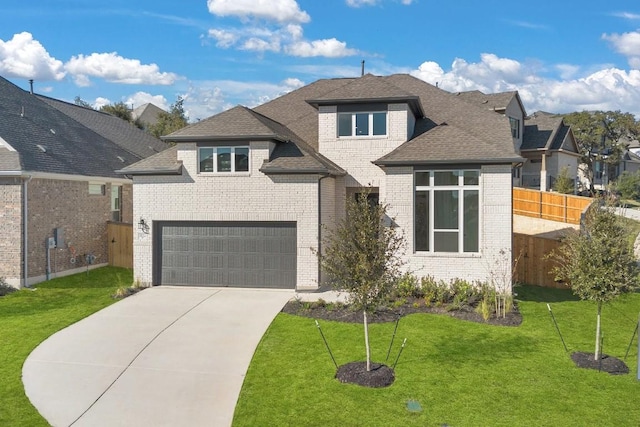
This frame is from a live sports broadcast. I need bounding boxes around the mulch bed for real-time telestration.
[335,361,395,387]
[282,297,522,327]
[571,352,630,375]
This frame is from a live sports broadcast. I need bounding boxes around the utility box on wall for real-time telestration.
[54,228,64,248]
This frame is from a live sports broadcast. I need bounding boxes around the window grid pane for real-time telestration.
[463,190,479,252]
[415,191,429,251]
[235,147,249,172]
[338,114,352,136]
[373,112,386,135]
[434,171,458,186]
[355,113,369,135]
[199,148,214,172]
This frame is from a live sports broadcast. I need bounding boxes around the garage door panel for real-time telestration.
[158,221,296,289]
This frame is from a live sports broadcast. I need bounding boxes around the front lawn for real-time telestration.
[234,285,640,426]
[0,267,132,427]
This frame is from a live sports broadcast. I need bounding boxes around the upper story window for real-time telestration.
[509,117,520,139]
[198,146,249,173]
[338,112,387,137]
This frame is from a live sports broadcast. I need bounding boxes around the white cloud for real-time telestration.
[64,52,180,87]
[611,12,640,20]
[93,97,111,110]
[285,38,358,58]
[207,0,310,24]
[346,0,379,6]
[182,77,306,120]
[206,2,357,58]
[602,30,640,68]
[412,54,640,117]
[0,32,65,80]
[125,92,169,111]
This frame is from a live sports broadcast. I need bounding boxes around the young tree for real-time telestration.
[551,201,640,360]
[552,166,575,194]
[148,96,189,138]
[564,111,639,195]
[318,190,405,371]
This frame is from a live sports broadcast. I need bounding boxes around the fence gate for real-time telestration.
[107,222,133,269]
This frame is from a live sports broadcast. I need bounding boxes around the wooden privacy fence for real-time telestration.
[513,188,592,225]
[514,233,568,288]
[107,222,133,269]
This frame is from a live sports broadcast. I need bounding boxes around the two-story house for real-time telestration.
[118,74,523,290]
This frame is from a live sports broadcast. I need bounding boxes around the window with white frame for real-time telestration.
[111,185,122,222]
[338,111,387,137]
[414,170,480,253]
[198,146,249,173]
[509,117,520,139]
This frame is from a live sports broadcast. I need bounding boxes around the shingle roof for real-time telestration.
[522,112,573,151]
[0,76,163,178]
[132,103,165,127]
[116,145,182,175]
[38,95,167,159]
[126,73,522,174]
[455,90,519,112]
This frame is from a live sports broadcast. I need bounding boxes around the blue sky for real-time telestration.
[2,0,640,120]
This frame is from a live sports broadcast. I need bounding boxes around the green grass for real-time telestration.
[233,285,640,426]
[0,267,132,427]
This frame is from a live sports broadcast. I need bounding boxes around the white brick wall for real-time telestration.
[384,165,513,288]
[318,104,411,187]
[133,141,322,289]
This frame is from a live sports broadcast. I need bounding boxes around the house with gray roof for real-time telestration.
[521,112,580,191]
[132,103,165,130]
[119,74,523,290]
[0,76,167,287]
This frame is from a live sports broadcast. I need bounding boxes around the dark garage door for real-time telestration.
[157,221,297,288]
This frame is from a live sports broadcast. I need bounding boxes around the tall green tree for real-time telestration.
[551,201,640,360]
[148,96,189,138]
[563,111,639,194]
[318,189,405,371]
[100,102,133,122]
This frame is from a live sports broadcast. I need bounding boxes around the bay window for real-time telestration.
[414,170,480,253]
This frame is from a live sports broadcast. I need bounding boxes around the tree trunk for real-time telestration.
[594,301,602,361]
[364,310,371,372]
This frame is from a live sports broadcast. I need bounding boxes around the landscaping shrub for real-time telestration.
[0,277,16,297]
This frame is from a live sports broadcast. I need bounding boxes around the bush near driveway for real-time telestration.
[0,267,132,427]
[233,285,640,427]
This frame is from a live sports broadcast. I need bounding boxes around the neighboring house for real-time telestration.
[119,73,522,290]
[582,136,640,191]
[0,76,167,287]
[454,90,526,187]
[520,112,581,192]
[132,103,165,130]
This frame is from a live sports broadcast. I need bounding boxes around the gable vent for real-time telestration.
[36,144,47,153]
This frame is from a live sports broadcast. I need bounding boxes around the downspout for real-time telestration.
[23,175,32,288]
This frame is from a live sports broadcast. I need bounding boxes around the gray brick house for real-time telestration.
[120,74,524,290]
[0,76,167,287]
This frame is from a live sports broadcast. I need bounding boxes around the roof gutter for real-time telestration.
[259,167,346,176]
[0,170,132,183]
[373,156,525,167]
[114,166,183,176]
[162,134,288,143]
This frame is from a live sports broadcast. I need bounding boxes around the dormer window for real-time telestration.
[198,146,249,173]
[338,111,387,137]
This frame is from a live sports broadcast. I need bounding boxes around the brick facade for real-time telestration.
[0,177,133,287]
[132,141,326,289]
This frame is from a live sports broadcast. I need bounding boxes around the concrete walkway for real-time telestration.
[23,287,294,427]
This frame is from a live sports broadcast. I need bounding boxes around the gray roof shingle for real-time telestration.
[0,76,168,178]
[126,73,522,174]
[522,112,573,151]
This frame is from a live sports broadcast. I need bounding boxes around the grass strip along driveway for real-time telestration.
[234,285,640,427]
[1,267,132,427]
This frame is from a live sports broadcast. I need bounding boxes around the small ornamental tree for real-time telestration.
[552,166,575,194]
[551,200,640,360]
[318,189,405,371]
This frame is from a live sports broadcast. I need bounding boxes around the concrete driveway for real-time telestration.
[22,286,294,427]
